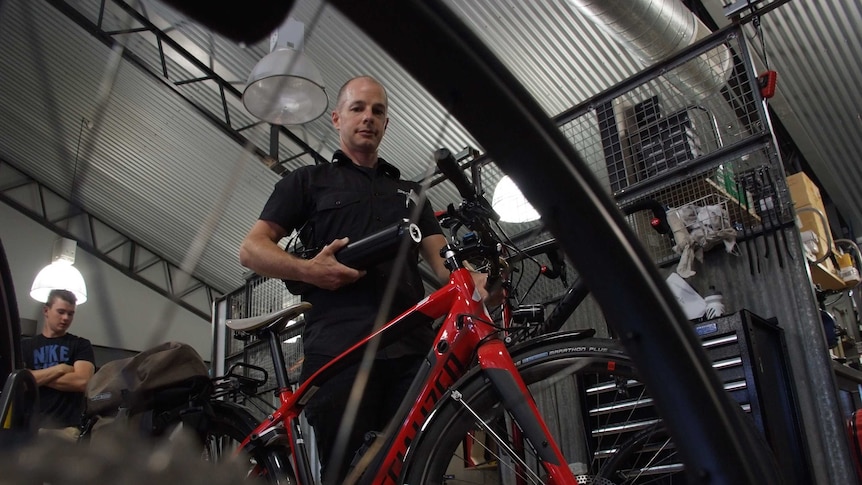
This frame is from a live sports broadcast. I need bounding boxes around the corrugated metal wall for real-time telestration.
[4,0,862,301]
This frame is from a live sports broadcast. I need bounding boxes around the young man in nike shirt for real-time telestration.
[21,289,95,437]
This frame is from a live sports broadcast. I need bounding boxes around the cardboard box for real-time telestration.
[786,172,824,212]
[786,172,849,289]
[787,172,833,259]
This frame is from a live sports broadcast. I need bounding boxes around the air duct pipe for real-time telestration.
[568,0,732,98]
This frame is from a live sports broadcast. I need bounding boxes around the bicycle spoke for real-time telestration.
[401,338,684,484]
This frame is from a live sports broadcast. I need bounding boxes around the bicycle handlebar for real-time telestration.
[435,148,500,222]
[435,148,476,202]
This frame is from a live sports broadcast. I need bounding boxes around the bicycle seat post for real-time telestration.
[262,327,291,390]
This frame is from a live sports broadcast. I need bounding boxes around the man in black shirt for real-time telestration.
[240,75,456,483]
[21,289,95,438]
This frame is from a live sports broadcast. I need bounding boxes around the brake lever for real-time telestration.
[541,249,569,287]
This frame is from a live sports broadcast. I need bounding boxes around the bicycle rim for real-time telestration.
[198,401,295,485]
[402,335,684,484]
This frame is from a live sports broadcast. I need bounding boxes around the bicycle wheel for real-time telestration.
[596,422,676,484]
[194,401,295,485]
[402,334,683,484]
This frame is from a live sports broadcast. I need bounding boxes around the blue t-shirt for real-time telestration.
[21,333,95,428]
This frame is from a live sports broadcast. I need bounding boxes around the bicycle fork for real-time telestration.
[473,339,579,485]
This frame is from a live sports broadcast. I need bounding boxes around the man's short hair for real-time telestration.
[46,289,77,307]
[335,75,388,110]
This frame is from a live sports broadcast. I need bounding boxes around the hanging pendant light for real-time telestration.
[30,238,87,304]
[492,175,540,223]
[242,17,328,125]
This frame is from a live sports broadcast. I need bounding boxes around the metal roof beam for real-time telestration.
[44,0,328,170]
[0,158,220,320]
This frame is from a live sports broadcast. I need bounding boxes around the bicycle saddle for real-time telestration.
[225,302,312,334]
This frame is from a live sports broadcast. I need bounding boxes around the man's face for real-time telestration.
[43,298,75,337]
[332,78,389,156]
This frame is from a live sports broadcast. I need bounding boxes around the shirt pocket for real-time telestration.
[310,190,366,243]
[317,191,363,212]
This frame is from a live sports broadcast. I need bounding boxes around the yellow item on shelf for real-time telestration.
[787,172,830,258]
[837,252,861,285]
[837,252,852,269]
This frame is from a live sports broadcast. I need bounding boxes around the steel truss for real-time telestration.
[0,157,220,320]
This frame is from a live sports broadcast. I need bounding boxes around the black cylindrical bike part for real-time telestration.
[336,219,422,269]
[266,328,292,389]
[539,276,590,336]
[511,304,544,324]
[435,148,476,201]
[283,220,421,295]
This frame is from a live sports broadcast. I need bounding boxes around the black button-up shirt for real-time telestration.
[259,151,443,361]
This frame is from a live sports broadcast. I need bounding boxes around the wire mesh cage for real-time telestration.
[548,28,789,266]
[219,275,306,414]
[559,37,747,193]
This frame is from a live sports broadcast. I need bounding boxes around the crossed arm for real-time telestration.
[29,360,95,393]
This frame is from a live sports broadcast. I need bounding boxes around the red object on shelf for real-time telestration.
[847,409,862,482]
[758,70,778,99]
[463,429,498,469]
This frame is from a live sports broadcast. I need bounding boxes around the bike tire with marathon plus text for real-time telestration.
[402,334,683,484]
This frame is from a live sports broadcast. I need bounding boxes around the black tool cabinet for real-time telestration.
[693,310,812,483]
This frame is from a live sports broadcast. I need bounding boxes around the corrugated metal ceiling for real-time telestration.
[748,0,862,235]
[1,0,860,305]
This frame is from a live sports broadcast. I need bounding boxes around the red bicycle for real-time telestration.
[218,179,632,483]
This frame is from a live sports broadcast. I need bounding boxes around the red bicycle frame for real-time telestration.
[240,265,578,485]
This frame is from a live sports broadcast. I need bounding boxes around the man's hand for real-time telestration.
[304,238,366,291]
[470,271,506,308]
